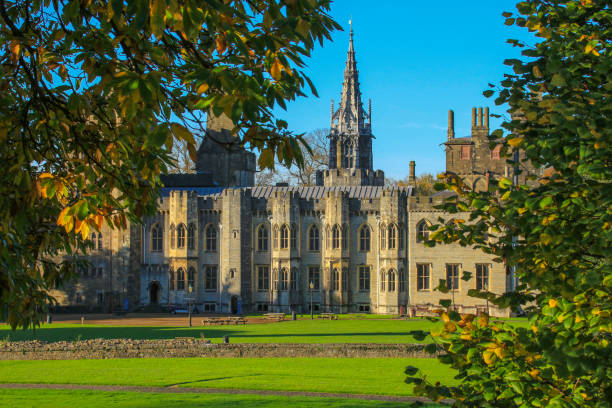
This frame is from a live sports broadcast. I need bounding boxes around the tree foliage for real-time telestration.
[385,173,435,195]
[406,1,611,406]
[0,0,339,328]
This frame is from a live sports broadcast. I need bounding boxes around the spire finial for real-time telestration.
[348,17,354,51]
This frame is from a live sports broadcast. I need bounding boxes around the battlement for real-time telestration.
[316,168,385,187]
[222,188,252,198]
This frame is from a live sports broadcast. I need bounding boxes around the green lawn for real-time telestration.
[0,358,456,396]
[0,319,441,343]
[0,389,443,408]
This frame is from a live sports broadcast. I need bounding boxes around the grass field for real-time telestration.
[0,358,456,396]
[0,319,442,343]
[0,389,443,408]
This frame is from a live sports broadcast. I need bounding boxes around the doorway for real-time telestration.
[149,281,161,304]
[231,296,238,315]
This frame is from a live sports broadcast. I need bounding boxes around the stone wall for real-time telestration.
[0,339,437,360]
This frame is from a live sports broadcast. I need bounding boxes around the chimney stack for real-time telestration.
[484,107,489,129]
[472,107,477,128]
[447,109,455,140]
[409,161,416,184]
[478,107,484,127]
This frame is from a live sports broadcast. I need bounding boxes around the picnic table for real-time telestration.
[228,316,247,325]
[201,317,227,326]
[263,313,285,322]
[318,312,338,320]
[202,316,247,326]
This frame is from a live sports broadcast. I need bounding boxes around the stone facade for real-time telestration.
[52,30,513,317]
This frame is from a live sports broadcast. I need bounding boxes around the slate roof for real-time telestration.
[161,185,413,199]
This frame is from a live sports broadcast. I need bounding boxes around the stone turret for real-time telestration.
[195,112,256,187]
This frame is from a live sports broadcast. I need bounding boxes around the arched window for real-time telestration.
[359,225,371,251]
[380,270,386,292]
[257,224,268,251]
[380,225,386,249]
[97,233,103,250]
[177,224,186,248]
[332,225,340,249]
[187,267,195,290]
[399,269,406,292]
[290,267,298,291]
[388,269,396,292]
[205,225,217,251]
[273,225,279,249]
[151,224,163,252]
[342,267,347,292]
[308,225,320,251]
[170,224,176,248]
[280,268,289,291]
[398,224,404,249]
[388,224,397,249]
[290,224,297,249]
[341,225,348,250]
[176,268,185,290]
[90,232,97,249]
[332,268,340,291]
[168,269,174,291]
[417,220,430,242]
[187,223,195,250]
[280,225,289,249]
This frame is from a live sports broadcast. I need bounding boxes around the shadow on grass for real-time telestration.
[165,374,264,387]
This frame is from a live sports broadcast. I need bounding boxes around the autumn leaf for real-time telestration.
[270,59,283,81]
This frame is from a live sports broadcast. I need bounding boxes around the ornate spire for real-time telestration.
[328,25,373,171]
[334,24,365,134]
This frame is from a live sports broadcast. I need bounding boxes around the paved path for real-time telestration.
[0,383,446,404]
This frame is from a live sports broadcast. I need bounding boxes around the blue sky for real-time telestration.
[274,0,535,179]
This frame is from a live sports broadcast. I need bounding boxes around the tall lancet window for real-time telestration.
[341,142,354,168]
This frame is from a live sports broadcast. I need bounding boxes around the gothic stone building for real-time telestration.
[52,30,514,316]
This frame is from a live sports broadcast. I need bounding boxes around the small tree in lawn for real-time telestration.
[406,1,611,406]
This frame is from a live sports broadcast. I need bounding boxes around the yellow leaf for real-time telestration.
[10,41,20,61]
[216,35,227,54]
[444,321,457,333]
[460,332,472,341]
[478,314,488,327]
[507,137,523,148]
[483,350,495,365]
[171,123,195,145]
[94,214,104,231]
[270,59,282,81]
[549,298,558,308]
[518,207,528,215]
[57,206,71,226]
[79,221,90,239]
[39,173,54,179]
[197,83,209,94]
[528,369,540,378]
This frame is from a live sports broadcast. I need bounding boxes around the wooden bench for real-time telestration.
[263,313,285,322]
[228,316,247,325]
[318,313,338,320]
[202,317,228,326]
